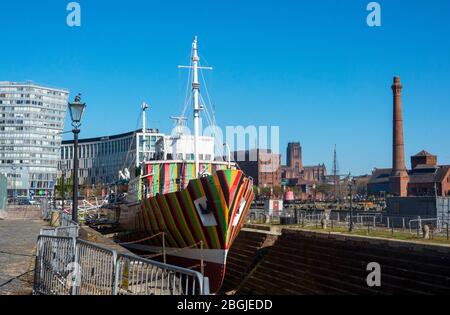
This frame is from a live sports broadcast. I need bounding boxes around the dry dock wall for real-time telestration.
[221,229,278,293]
[234,229,450,295]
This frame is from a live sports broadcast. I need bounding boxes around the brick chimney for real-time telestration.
[389,76,409,196]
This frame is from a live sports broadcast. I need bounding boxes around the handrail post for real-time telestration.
[416,216,420,236]
[202,276,210,295]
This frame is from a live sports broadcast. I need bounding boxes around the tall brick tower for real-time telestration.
[389,76,409,196]
[287,142,302,175]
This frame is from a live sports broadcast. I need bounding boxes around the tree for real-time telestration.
[316,183,333,196]
[272,186,284,198]
[55,175,74,199]
[92,183,103,198]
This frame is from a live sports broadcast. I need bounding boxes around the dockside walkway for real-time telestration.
[0,216,46,295]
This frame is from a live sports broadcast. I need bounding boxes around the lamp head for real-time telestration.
[69,93,86,126]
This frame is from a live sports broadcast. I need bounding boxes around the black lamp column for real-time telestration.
[72,127,80,222]
[68,94,86,224]
[348,176,354,232]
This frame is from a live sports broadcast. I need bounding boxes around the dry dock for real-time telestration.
[222,226,450,295]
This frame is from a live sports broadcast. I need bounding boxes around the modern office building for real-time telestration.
[59,129,164,187]
[0,81,69,201]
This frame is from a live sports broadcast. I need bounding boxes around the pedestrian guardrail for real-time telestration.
[33,236,75,295]
[55,225,79,238]
[33,236,209,295]
[115,254,208,295]
[74,240,117,295]
[247,209,449,239]
[40,223,79,239]
[40,207,80,239]
[409,217,445,234]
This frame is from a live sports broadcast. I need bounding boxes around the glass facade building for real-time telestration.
[0,81,69,201]
[59,129,163,187]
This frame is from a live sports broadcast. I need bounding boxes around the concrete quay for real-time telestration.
[0,218,47,295]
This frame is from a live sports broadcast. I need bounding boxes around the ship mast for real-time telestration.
[142,102,149,163]
[192,37,201,177]
[179,36,213,177]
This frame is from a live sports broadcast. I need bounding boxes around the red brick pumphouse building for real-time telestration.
[367,77,450,198]
[368,151,450,197]
[367,76,450,220]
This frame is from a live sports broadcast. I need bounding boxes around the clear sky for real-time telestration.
[1,0,450,175]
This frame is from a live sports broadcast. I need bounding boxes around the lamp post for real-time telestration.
[312,183,317,212]
[68,94,86,223]
[348,175,354,232]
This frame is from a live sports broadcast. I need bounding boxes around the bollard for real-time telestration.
[402,218,406,231]
[422,224,430,240]
[387,217,390,230]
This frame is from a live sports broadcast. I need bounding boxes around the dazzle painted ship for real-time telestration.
[113,37,254,293]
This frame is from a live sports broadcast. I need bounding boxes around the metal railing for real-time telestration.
[40,206,80,239]
[33,236,75,295]
[115,254,208,295]
[74,240,117,295]
[247,208,450,239]
[408,217,445,235]
[119,232,207,282]
[33,236,210,295]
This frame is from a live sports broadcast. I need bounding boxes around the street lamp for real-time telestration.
[312,183,317,211]
[68,94,86,223]
[348,175,354,232]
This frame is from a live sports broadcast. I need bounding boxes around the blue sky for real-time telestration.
[1,0,450,175]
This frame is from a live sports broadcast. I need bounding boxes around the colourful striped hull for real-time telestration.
[117,169,254,293]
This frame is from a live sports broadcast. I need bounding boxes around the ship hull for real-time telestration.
[116,169,254,293]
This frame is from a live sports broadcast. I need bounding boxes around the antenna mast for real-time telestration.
[192,38,201,176]
[142,102,149,163]
[178,36,213,177]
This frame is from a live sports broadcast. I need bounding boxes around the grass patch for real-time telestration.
[249,222,450,245]
[291,225,450,245]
